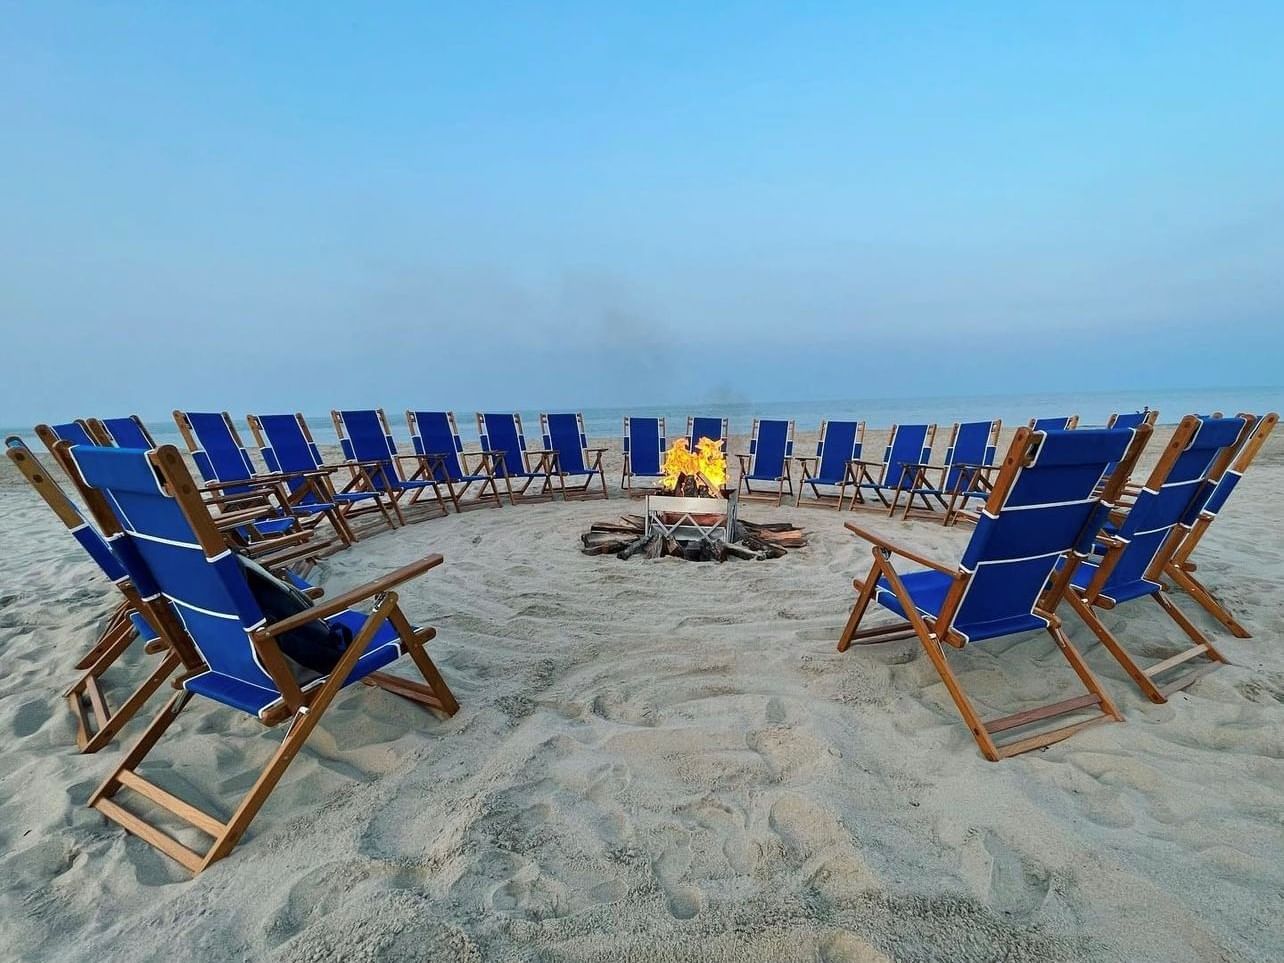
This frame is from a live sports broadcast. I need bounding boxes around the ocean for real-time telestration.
[6,386,1282,450]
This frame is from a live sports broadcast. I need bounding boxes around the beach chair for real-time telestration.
[176,409,352,547]
[890,420,1003,524]
[65,442,460,873]
[248,412,399,536]
[736,419,794,505]
[1029,415,1080,431]
[837,424,1151,760]
[1064,414,1252,702]
[846,423,936,512]
[405,410,503,512]
[87,415,157,448]
[541,412,608,500]
[476,412,556,503]
[34,419,96,453]
[1106,409,1158,431]
[331,408,448,523]
[6,438,203,753]
[622,416,667,492]
[1163,412,1277,637]
[794,420,864,509]
[687,416,728,451]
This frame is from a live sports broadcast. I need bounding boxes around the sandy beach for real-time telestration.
[1,424,1281,962]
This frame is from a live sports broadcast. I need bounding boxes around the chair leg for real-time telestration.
[837,557,883,651]
[76,607,134,671]
[1165,564,1251,638]
[78,651,183,754]
[1065,593,1169,703]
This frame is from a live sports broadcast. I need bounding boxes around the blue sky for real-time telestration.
[3,2,1282,423]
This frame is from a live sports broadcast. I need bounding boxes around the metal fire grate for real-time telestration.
[644,492,739,545]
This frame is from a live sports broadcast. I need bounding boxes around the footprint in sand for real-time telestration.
[651,830,704,920]
[960,830,1051,919]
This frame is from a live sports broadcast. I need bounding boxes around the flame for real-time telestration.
[660,436,727,493]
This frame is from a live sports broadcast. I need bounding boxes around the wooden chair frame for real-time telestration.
[621,416,668,494]
[837,425,1151,760]
[794,420,865,510]
[404,410,504,513]
[475,412,557,504]
[76,445,459,874]
[9,439,205,753]
[1163,412,1277,638]
[541,412,608,501]
[1065,415,1254,702]
[737,419,795,506]
[330,408,449,523]
[247,412,400,536]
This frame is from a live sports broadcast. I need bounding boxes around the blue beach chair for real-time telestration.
[331,408,448,523]
[88,415,156,449]
[6,437,200,753]
[687,416,728,452]
[889,419,1003,524]
[66,442,460,874]
[794,420,865,509]
[34,419,96,454]
[1029,415,1080,432]
[837,423,1152,760]
[541,412,608,500]
[1164,412,1277,638]
[737,419,794,505]
[248,411,399,535]
[175,409,350,547]
[1065,414,1253,702]
[846,423,937,512]
[622,416,667,492]
[405,410,504,511]
[476,412,556,503]
[1106,409,1158,432]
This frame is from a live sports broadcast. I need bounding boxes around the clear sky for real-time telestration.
[3,2,1282,424]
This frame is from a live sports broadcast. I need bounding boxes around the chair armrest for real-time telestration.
[844,522,957,575]
[793,455,818,466]
[262,555,445,636]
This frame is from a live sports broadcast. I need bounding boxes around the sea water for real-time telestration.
[6,386,1282,451]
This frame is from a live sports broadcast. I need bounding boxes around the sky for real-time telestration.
[3,2,1283,424]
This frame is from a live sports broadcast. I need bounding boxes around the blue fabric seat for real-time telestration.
[622,416,666,489]
[874,569,1051,643]
[541,412,608,499]
[97,415,156,449]
[687,416,728,451]
[738,419,794,505]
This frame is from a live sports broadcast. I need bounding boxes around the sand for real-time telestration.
[0,426,1281,962]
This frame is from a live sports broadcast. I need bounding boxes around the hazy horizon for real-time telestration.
[4,3,1283,424]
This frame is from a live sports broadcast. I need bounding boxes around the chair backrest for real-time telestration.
[1185,412,1278,537]
[623,417,666,477]
[814,420,864,483]
[65,444,282,705]
[477,413,530,476]
[748,419,794,477]
[880,423,933,486]
[35,420,96,453]
[943,420,1000,490]
[542,412,590,474]
[333,409,405,489]
[247,413,324,474]
[90,415,156,449]
[1106,409,1157,432]
[174,410,259,493]
[942,425,1149,642]
[405,410,467,482]
[688,416,728,450]
[1094,415,1251,594]
[1030,415,1079,431]
[5,436,130,585]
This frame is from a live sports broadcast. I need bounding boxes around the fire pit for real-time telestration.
[581,436,807,561]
